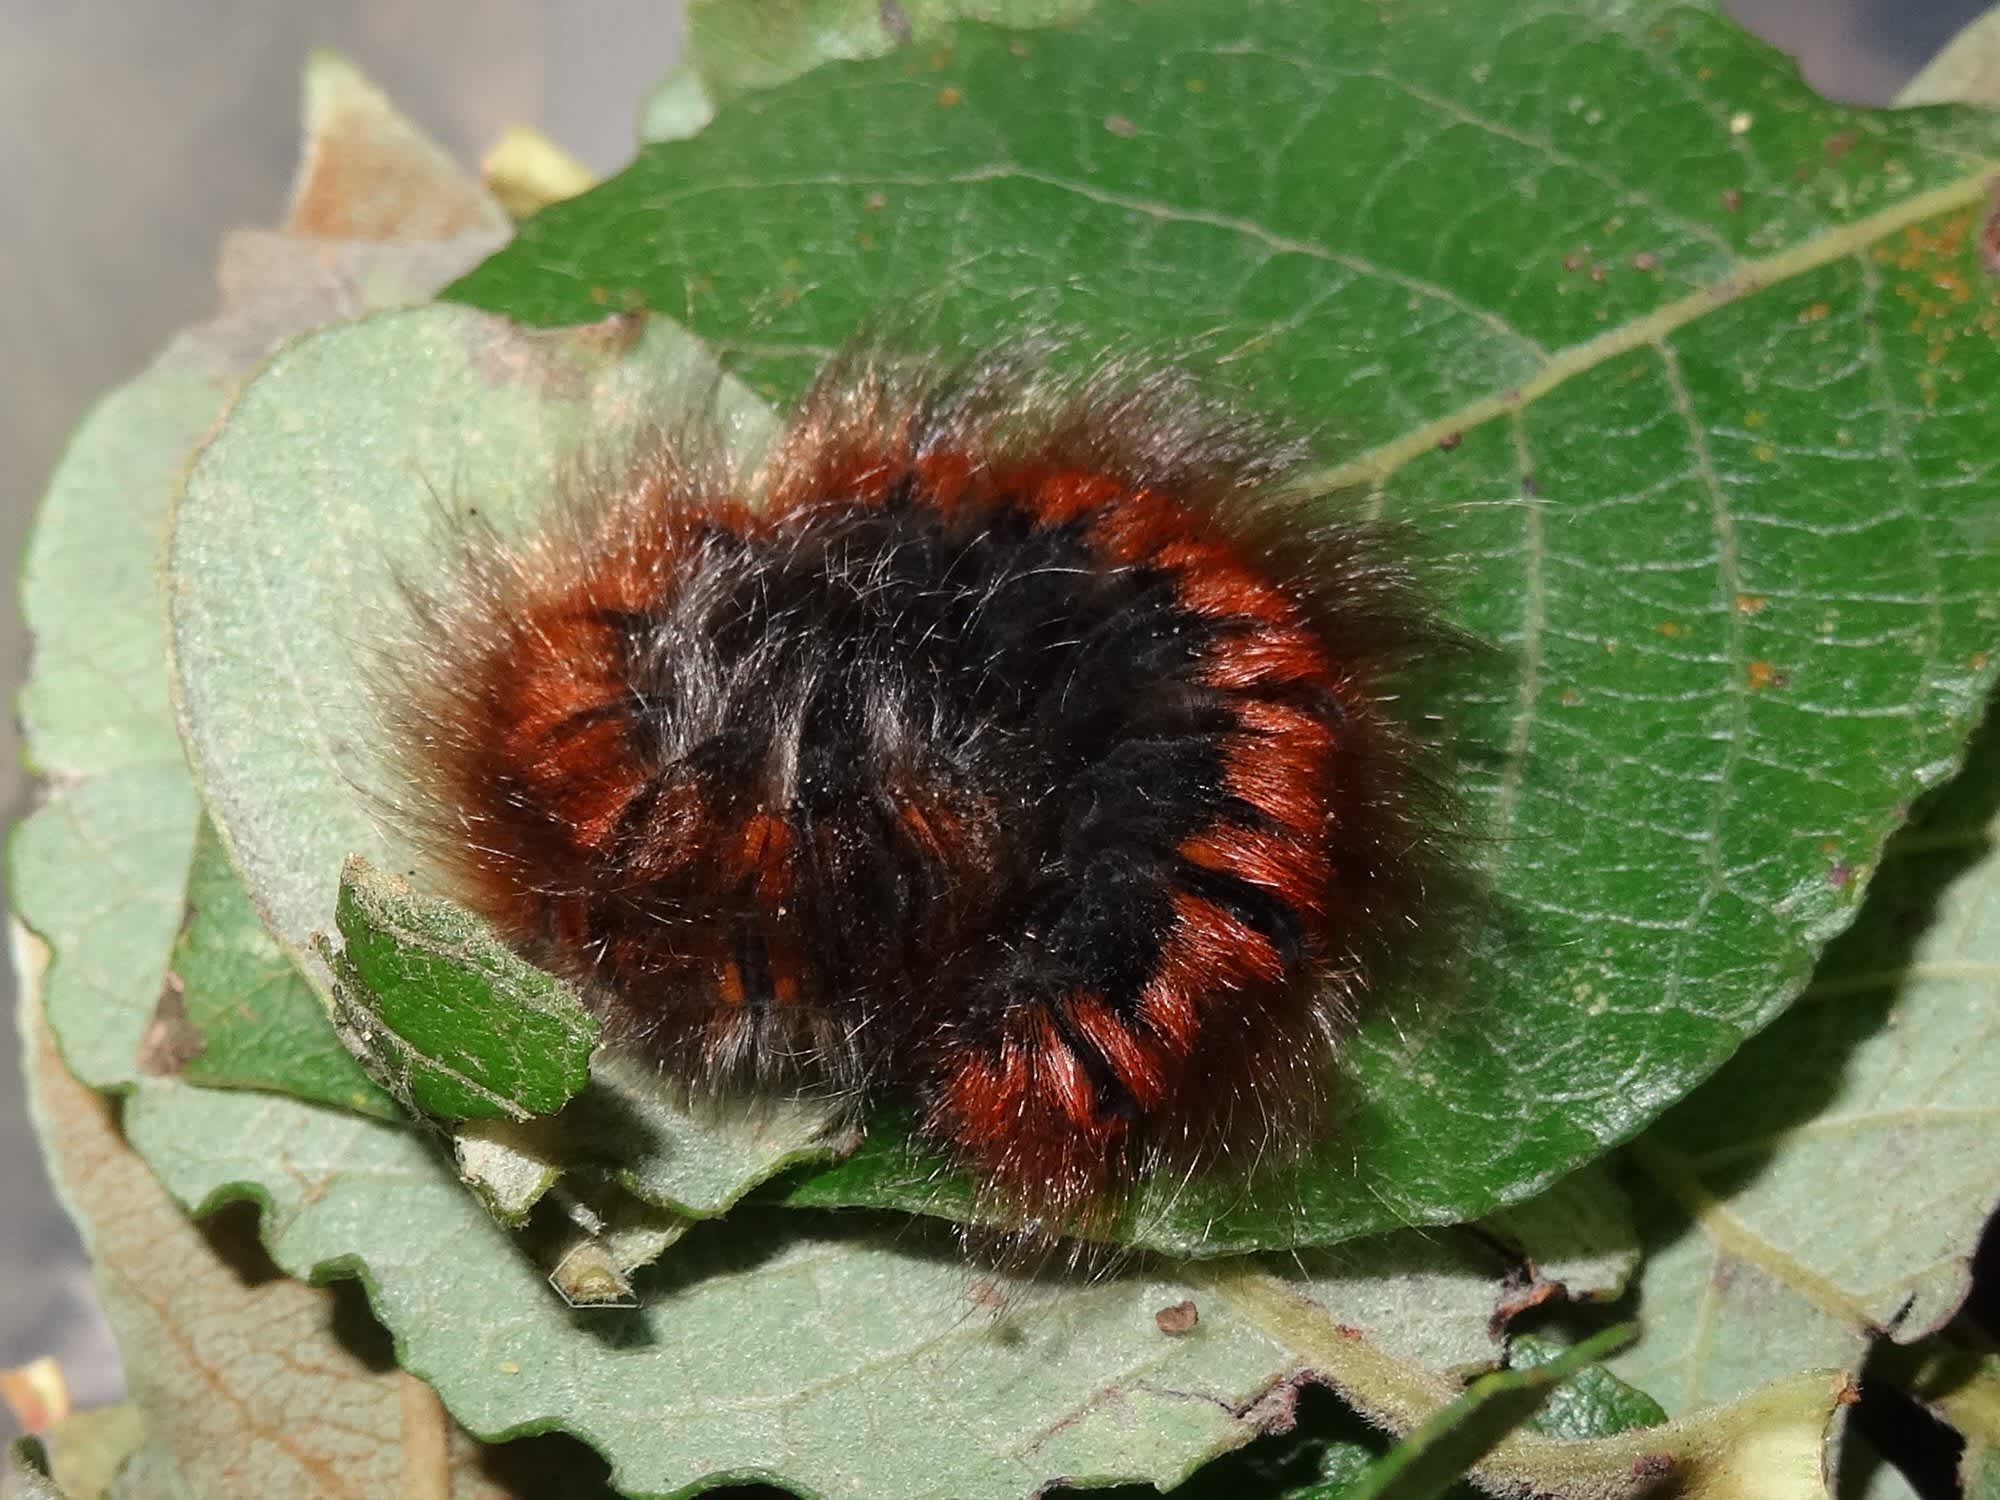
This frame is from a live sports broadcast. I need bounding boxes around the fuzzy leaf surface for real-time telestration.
[122,1074,1832,1500]
[166,305,773,974]
[9,49,510,1097]
[160,304,860,1216]
[638,0,1093,142]
[1611,707,2000,1415]
[14,946,588,1500]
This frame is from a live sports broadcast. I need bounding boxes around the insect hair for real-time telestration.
[372,329,1467,1245]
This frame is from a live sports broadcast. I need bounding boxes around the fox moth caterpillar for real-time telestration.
[384,339,1452,1231]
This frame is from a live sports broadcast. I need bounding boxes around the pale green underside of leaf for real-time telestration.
[9,232,507,1097]
[581,1051,844,1216]
[1897,3,2000,108]
[167,306,774,975]
[638,0,1095,143]
[127,1075,1855,1500]
[12,362,225,1092]
[1611,707,2000,1415]
[111,1084,1423,1500]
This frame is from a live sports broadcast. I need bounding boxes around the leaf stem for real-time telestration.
[1195,1259,1850,1499]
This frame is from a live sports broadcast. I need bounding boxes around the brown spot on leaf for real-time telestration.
[1489,1276,1562,1336]
[1747,659,1787,690]
[137,973,206,1076]
[1437,431,1463,452]
[1823,130,1858,165]
[1155,1300,1200,1335]
[1631,1453,1675,1479]
[1104,114,1140,138]
[287,58,507,242]
[935,86,964,109]
[1981,178,2000,277]
[1887,213,1972,274]
[1721,187,1743,213]
[878,0,913,43]
[1632,250,1660,271]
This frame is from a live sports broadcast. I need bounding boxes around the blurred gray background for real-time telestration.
[0,0,1986,1432]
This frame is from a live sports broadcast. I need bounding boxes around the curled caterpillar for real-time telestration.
[384,340,1451,1231]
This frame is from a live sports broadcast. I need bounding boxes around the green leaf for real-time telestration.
[14,952,589,1500]
[448,0,2000,1245]
[573,1052,845,1217]
[1875,1347,2000,1500]
[639,0,1093,142]
[1341,1324,1636,1500]
[115,1083,1342,1500]
[167,818,398,1119]
[321,857,598,1122]
[11,359,219,1090]
[118,1075,1832,1500]
[1612,702,2000,1414]
[9,87,509,1098]
[1480,1163,1641,1310]
[158,303,858,1212]
[166,304,774,976]
[1511,1334,1667,1441]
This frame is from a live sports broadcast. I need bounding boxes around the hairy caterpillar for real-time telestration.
[384,340,1452,1232]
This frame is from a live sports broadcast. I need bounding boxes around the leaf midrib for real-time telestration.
[609,155,1996,494]
[1629,1137,1881,1332]
[1308,164,2000,491]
